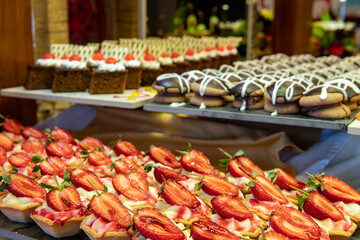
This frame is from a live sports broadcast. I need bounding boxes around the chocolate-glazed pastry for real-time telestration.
[237,69,257,80]
[230,78,265,111]
[181,70,206,84]
[152,73,190,104]
[219,73,243,85]
[219,64,237,73]
[315,55,341,66]
[264,78,307,105]
[203,68,221,76]
[299,72,327,86]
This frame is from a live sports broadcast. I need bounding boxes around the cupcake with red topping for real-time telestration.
[184,48,202,71]
[216,45,231,66]
[25,52,57,90]
[171,51,190,75]
[89,57,128,94]
[204,46,219,69]
[198,49,212,69]
[227,44,240,64]
[52,55,91,92]
[141,53,163,86]
[159,52,177,73]
[87,51,104,71]
[122,53,142,89]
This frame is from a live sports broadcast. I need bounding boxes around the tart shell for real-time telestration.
[0,195,42,223]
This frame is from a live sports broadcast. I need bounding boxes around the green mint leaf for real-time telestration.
[110,162,116,172]
[194,181,203,190]
[234,149,245,157]
[2,175,11,184]
[44,128,51,134]
[144,164,153,173]
[252,170,258,178]
[182,224,191,231]
[158,184,164,198]
[219,158,230,168]
[104,185,108,193]
[32,165,40,172]
[9,168,18,174]
[41,183,56,190]
[32,156,41,163]
[143,151,149,157]
[87,202,90,210]
[109,141,115,150]
[178,150,189,155]
[272,174,277,184]
[0,182,7,191]
[176,155,181,161]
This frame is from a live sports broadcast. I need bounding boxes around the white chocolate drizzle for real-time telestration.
[198,76,232,97]
[156,73,190,94]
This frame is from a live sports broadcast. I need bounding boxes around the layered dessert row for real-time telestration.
[152,54,360,119]
[0,116,359,239]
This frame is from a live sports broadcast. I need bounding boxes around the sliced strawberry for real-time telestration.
[21,126,46,139]
[0,147,7,165]
[202,175,239,197]
[191,218,240,240]
[320,175,360,205]
[7,173,46,199]
[46,141,74,159]
[275,168,307,191]
[211,195,253,221]
[180,150,214,175]
[149,146,181,169]
[114,140,142,157]
[113,157,146,176]
[70,168,104,191]
[87,151,112,166]
[127,171,149,193]
[153,166,188,183]
[263,232,289,240]
[22,139,45,154]
[8,152,34,168]
[303,191,345,222]
[228,156,265,178]
[161,180,200,210]
[0,133,14,151]
[90,192,131,228]
[2,119,23,134]
[251,176,288,204]
[270,206,320,240]
[50,128,75,144]
[134,208,185,240]
[80,137,104,151]
[112,173,149,201]
[46,186,80,211]
[39,156,70,177]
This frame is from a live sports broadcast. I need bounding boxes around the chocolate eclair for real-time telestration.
[152,73,190,104]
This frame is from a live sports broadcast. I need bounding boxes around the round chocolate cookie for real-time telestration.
[190,94,225,107]
[299,85,345,107]
[181,70,206,84]
[191,76,232,97]
[264,101,300,114]
[303,104,351,119]
[233,97,265,110]
[153,93,187,104]
[264,79,306,104]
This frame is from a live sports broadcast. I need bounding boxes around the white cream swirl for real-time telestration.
[142,61,160,69]
[88,59,104,67]
[35,59,58,67]
[98,62,125,72]
[123,60,141,68]
[61,60,87,70]
[159,57,173,65]
[172,55,185,63]
[185,54,200,61]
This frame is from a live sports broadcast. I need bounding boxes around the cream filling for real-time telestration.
[2,193,35,205]
[210,213,261,234]
[334,201,360,219]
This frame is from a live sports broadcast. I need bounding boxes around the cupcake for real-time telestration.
[227,44,240,64]
[141,54,163,86]
[198,49,212,69]
[122,53,142,89]
[204,46,219,69]
[87,51,104,72]
[171,51,190,75]
[158,52,177,73]
[52,55,91,92]
[215,45,231,66]
[25,53,57,90]
[184,49,202,71]
[89,57,128,94]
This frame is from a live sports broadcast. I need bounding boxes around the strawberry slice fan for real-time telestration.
[0,119,360,240]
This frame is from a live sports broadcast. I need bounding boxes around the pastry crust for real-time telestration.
[328,222,357,240]
[0,195,42,223]
[31,208,85,238]
[80,215,131,240]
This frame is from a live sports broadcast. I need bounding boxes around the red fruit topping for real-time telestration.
[71,168,104,191]
[191,218,239,240]
[105,57,117,64]
[320,175,360,205]
[153,166,188,183]
[270,206,320,240]
[80,137,104,151]
[134,208,185,240]
[46,186,80,211]
[263,232,290,240]
[180,150,214,175]
[275,168,306,191]
[92,52,104,61]
[2,119,23,134]
[50,128,75,144]
[90,192,131,228]
[228,156,265,178]
[8,152,34,168]
[46,141,74,159]
[0,133,14,151]
[113,157,146,176]
[161,180,200,210]
[149,146,181,169]
[204,46,212,52]
[21,126,46,140]
[0,147,7,165]
[144,48,149,55]
[88,151,112,167]
[60,54,68,60]
[303,191,345,222]
[7,174,46,199]
[22,139,45,154]
[226,45,234,51]
[185,49,194,56]
[114,140,142,157]
[39,156,70,177]
[144,54,156,61]
[251,176,288,204]
[112,172,149,201]
[216,46,224,52]
[202,175,239,197]
[43,52,55,59]
[171,51,180,59]
[160,53,167,58]
[69,55,81,61]
[211,195,253,221]
[124,53,135,61]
